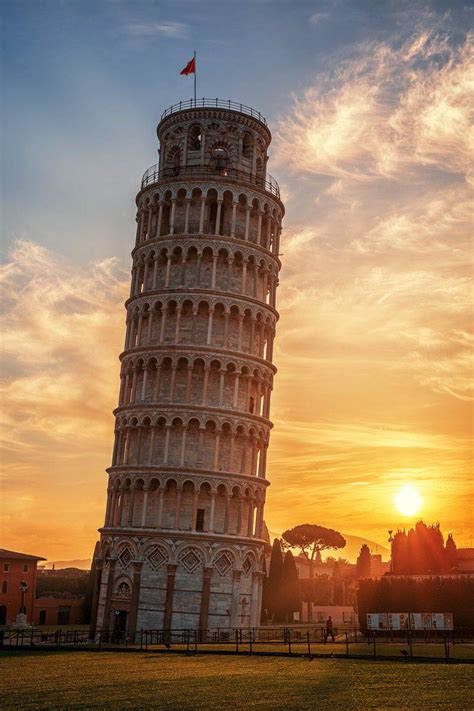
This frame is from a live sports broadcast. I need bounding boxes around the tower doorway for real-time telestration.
[113,610,128,642]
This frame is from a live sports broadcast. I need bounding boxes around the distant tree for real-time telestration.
[281,551,300,623]
[356,544,371,579]
[445,534,458,571]
[282,524,345,622]
[281,525,346,580]
[266,539,284,622]
[392,522,450,575]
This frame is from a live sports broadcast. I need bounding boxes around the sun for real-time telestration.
[394,485,422,517]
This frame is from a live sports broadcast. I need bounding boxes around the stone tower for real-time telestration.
[91,99,284,639]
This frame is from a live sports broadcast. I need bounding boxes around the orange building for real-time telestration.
[0,548,46,625]
[33,597,85,626]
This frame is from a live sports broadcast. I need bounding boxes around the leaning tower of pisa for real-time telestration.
[90,99,284,639]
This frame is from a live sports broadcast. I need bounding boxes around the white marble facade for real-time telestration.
[91,101,284,638]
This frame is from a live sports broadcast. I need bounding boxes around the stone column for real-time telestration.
[146,311,154,343]
[141,486,149,527]
[163,425,171,464]
[128,561,143,640]
[169,198,177,234]
[233,373,240,409]
[244,207,251,240]
[209,493,216,531]
[199,567,213,632]
[175,305,182,342]
[250,570,265,627]
[140,367,148,401]
[257,211,263,245]
[180,426,187,466]
[184,199,191,233]
[241,260,248,294]
[101,559,117,640]
[215,199,223,235]
[148,426,156,464]
[159,306,167,343]
[207,309,214,345]
[165,256,172,287]
[211,254,218,288]
[157,488,165,528]
[230,202,237,238]
[156,202,164,237]
[230,570,242,627]
[104,489,113,527]
[118,487,126,525]
[163,564,177,633]
[199,197,206,233]
[88,557,103,640]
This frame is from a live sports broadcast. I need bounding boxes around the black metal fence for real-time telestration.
[160,99,268,126]
[140,163,281,199]
[1,626,473,662]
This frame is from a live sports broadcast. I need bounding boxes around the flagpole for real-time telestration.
[193,50,196,106]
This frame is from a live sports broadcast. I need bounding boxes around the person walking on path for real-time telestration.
[325,616,335,644]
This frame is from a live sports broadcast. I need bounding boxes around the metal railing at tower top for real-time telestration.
[141,163,280,199]
[160,99,268,126]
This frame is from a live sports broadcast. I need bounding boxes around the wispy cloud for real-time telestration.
[0,240,128,557]
[275,32,473,181]
[122,21,188,39]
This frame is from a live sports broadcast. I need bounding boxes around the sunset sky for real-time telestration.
[1,0,473,561]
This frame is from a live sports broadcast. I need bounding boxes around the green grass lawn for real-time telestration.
[1,651,473,710]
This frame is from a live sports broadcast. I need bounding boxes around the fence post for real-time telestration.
[408,630,413,658]
[444,635,449,662]
[287,628,292,656]
[249,628,253,655]
[306,632,311,658]
[372,633,377,660]
[235,629,239,654]
[345,631,349,657]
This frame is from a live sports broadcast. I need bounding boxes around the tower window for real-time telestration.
[242,132,253,159]
[189,125,202,151]
[196,508,205,532]
[23,564,29,573]
[3,564,9,573]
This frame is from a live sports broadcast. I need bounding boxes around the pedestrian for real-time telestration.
[325,616,335,643]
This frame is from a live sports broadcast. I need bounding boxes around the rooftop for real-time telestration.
[0,548,46,561]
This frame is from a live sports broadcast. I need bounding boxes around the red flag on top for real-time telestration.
[180,57,196,75]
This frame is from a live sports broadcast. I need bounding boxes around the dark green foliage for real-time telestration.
[263,539,284,621]
[281,524,346,579]
[36,572,89,599]
[356,544,371,579]
[281,551,300,622]
[392,521,455,574]
[445,534,458,571]
[299,575,332,605]
[357,577,474,629]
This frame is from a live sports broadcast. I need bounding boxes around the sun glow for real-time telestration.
[395,485,423,517]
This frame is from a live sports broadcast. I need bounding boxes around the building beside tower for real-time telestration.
[90,99,284,639]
